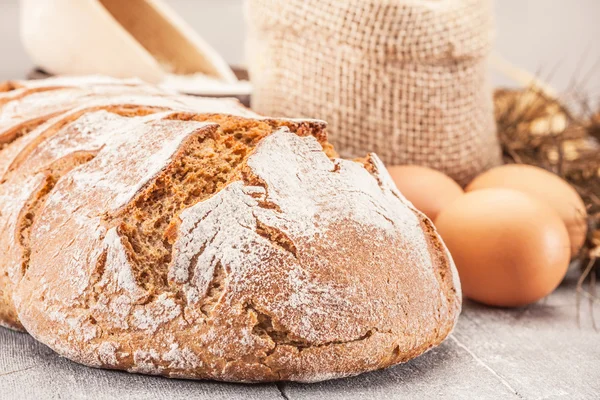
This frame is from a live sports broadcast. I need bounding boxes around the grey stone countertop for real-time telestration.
[1,270,599,400]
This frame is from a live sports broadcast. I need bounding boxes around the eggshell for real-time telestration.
[467,164,587,256]
[434,188,570,307]
[387,165,463,221]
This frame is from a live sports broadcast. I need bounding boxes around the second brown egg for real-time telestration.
[467,164,587,256]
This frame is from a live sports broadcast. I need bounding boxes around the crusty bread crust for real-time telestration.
[0,77,460,382]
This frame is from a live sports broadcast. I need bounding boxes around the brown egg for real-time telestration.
[435,188,570,307]
[467,164,587,256]
[387,165,463,221]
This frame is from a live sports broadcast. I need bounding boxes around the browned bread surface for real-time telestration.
[0,76,460,382]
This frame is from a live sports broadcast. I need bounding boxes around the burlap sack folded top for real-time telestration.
[246,0,501,185]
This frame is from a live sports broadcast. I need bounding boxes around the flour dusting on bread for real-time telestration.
[0,76,461,383]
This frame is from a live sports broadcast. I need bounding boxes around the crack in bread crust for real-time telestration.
[18,152,98,275]
[247,303,377,351]
[0,117,52,151]
[111,116,329,298]
[0,81,18,92]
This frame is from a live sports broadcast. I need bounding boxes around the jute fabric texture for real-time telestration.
[246,0,501,184]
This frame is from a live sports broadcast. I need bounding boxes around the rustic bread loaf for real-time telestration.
[0,77,461,382]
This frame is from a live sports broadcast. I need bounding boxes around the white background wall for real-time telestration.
[1,0,599,94]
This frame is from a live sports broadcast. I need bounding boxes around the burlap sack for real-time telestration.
[246,0,501,185]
